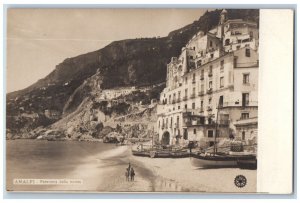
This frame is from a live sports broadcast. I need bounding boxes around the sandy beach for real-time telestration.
[60,145,256,193]
[7,140,256,193]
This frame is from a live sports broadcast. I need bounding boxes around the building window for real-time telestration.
[208,130,214,138]
[200,100,203,108]
[242,131,246,140]
[192,103,195,109]
[209,98,212,105]
[249,31,253,39]
[197,60,202,67]
[243,73,250,84]
[166,118,168,128]
[183,129,188,140]
[190,56,193,59]
[220,60,224,72]
[245,48,251,57]
[184,104,187,109]
[241,113,249,120]
[219,96,223,107]
[178,106,180,110]
[193,73,196,81]
[220,77,224,88]
[209,81,213,89]
[242,93,250,106]
[210,40,213,47]
[185,77,188,84]
[225,39,230,46]
[210,53,214,59]
[194,129,197,134]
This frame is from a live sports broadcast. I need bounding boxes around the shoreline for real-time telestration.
[7,140,256,193]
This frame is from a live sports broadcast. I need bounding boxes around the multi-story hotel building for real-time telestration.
[156,10,259,147]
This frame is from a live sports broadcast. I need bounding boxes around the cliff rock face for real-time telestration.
[6,9,259,136]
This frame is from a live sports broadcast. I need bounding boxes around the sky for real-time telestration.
[6,8,210,93]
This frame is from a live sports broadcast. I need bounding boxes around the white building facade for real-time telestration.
[156,10,259,147]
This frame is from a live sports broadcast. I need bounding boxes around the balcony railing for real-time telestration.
[220,101,258,108]
[200,108,204,113]
[192,80,196,84]
[172,100,176,104]
[190,94,196,99]
[207,88,213,94]
[208,71,213,77]
[177,98,181,103]
[182,96,188,101]
[218,119,230,125]
[198,91,205,96]
[200,75,204,80]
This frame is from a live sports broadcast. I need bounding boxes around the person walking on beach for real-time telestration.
[127,162,131,171]
[130,167,135,181]
[125,168,129,181]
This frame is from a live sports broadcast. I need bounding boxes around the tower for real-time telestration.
[219,9,228,25]
[219,9,228,54]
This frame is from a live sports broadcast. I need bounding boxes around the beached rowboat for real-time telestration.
[190,152,256,168]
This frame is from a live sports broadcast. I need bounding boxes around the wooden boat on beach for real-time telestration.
[190,151,256,168]
[132,144,190,158]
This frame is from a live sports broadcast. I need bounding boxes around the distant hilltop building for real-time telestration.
[99,86,137,100]
[156,10,259,147]
[98,86,151,101]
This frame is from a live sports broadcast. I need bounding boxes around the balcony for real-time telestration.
[220,101,258,108]
[190,94,196,99]
[200,108,204,113]
[172,100,176,104]
[207,88,213,94]
[177,98,181,103]
[182,115,205,127]
[200,75,204,80]
[198,91,205,96]
[218,119,230,126]
[192,80,196,84]
[182,96,188,101]
[208,71,213,77]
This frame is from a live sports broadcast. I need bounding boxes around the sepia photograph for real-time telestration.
[5,7,264,193]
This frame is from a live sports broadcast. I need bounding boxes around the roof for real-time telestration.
[221,9,228,14]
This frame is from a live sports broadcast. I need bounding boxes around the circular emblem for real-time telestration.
[234,175,247,188]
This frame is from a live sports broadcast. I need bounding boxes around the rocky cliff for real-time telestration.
[6,9,259,139]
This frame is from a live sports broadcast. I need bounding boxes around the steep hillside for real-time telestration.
[6,9,259,136]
